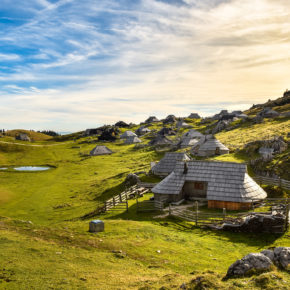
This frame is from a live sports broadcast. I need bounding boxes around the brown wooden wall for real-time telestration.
[208,200,251,210]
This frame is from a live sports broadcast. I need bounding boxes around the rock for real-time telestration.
[260,250,275,262]
[125,173,140,186]
[15,133,31,142]
[252,115,264,124]
[135,126,151,136]
[98,126,119,141]
[226,253,273,277]
[273,247,290,269]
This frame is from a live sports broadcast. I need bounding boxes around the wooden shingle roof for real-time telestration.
[120,131,137,139]
[152,152,190,175]
[152,161,267,202]
[124,136,142,144]
[90,146,113,156]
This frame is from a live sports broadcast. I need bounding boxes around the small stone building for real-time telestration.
[151,152,191,177]
[90,146,113,156]
[152,161,267,210]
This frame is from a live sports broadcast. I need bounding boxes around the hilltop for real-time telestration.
[0,92,289,289]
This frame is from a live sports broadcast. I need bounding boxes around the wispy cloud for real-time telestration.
[0,0,289,130]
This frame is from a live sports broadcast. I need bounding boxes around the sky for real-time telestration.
[0,0,289,131]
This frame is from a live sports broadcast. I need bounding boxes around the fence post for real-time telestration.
[223,208,226,221]
[279,177,282,189]
[251,199,254,210]
[169,204,172,216]
[195,201,198,226]
[136,196,139,212]
[126,200,128,212]
[119,193,122,202]
[113,197,115,207]
[104,201,107,212]
[285,199,289,232]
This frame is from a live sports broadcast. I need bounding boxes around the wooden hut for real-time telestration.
[90,146,113,156]
[192,135,229,156]
[151,152,190,177]
[152,161,267,210]
[120,131,137,139]
[149,135,173,147]
[124,136,142,144]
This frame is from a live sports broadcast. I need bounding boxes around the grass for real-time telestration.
[0,119,289,289]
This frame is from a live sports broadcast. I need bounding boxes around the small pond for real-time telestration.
[14,166,51,171]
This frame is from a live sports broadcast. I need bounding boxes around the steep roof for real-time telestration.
[152,161,267,202]
[182,129,203,139]
[90,146,113,156]
[124,136,142,144]
[199,138,229,151]
[180,137,199,148]
[120,131,137,139]
[149,135,173,146]
[152,152,190,175]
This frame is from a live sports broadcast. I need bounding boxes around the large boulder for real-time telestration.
[157,127,176,136]
[212,120,229,134]
[98,126,119,141]
[226,253,273,277]
[258,107,280,118]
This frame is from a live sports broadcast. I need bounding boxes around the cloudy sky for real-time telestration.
[0,0,289,131]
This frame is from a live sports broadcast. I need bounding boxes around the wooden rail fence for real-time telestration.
[254,176,290,190]
[136,199,164,212]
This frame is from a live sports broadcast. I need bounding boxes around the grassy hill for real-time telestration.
[0,99,289,288]
[4,129,53,142]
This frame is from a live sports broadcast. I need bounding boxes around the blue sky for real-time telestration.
[0,0,289,131]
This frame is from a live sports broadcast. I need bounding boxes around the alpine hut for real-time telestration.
[192,135,229,156]
[176,119,191,128]
[152,152,191,177]
[188,113,200,119]
[182,129,203,139]
[124,136,142,144]
[120,130,137,139]
[145,116,159,123]
[152,160,267,210]
[90,146,113,156]
[149,135,173,147]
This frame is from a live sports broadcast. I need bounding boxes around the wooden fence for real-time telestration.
[169,198,289,232]
[136,199,164,212]
[137,182,157,189]
[254,176,290,190]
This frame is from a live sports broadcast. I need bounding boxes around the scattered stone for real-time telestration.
[156,250,161,253]
[273,247,290,269]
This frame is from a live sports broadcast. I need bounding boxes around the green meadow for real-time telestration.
[0,120,289,289]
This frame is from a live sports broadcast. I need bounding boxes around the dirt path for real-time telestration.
[0,141,71,147]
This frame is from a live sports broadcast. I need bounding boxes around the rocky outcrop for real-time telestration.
[135,126,151,136]
[212,120,229,134]
[226,253,273,277]
[226,247,289,277]
[15,133,31,142]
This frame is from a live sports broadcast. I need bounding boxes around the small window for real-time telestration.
[194,182,204,190]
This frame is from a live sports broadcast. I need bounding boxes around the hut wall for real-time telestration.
[182,181,207,199]
[154,193,181,203]
[208,200,251,210]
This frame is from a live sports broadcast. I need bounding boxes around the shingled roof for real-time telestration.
[90,146,113,156]
[152,152,191,176]
[152,161,267,202]
[199,138,229,151]
[182,129,203,139]
[149,135,173,146]
[120,131,137,139]
[124,136,142,144]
